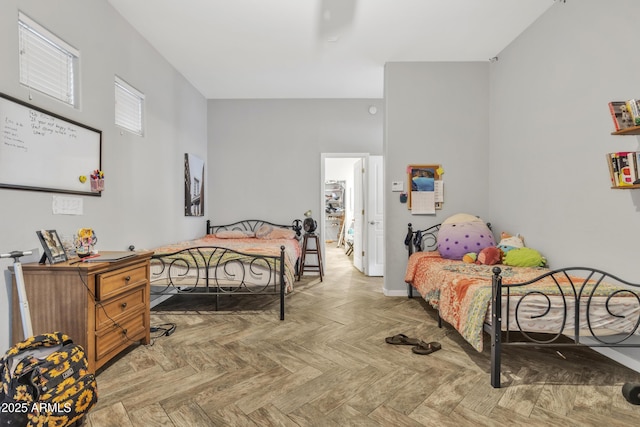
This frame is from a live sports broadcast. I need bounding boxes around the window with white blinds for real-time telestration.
[115,76,145,136]
[18,12,79,108]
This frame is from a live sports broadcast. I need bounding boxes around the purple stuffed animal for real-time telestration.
[437,213,495,260]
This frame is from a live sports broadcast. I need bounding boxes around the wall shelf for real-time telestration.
[611,184,640,189]
[611,126,640,135]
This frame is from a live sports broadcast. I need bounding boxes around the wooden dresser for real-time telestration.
[10,251,153,373]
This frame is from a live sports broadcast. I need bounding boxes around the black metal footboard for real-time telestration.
[150,245,288,320]
[490,266,640,388]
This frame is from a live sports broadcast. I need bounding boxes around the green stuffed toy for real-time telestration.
[502,247,547,268]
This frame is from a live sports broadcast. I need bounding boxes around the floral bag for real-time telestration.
[0,332,98,427]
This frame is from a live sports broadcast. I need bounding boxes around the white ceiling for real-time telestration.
[106,0,555,99]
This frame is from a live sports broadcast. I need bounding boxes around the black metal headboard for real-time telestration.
[405,221,493,257]
[206,219,302,238]
[404,223,441,256]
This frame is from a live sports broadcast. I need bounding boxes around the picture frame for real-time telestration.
[184,153,205,217]
[36,229,68,264]
[407,164,442,210]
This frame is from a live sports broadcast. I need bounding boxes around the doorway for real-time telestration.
[321,153,384,276]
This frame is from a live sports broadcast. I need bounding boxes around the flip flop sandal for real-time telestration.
[411,341,442,355]
[385,334,420,346]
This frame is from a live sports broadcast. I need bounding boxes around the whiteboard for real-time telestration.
[0,93,102,196]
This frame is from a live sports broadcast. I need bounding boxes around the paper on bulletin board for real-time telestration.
[434,180,444,203]
[411,191,435,214]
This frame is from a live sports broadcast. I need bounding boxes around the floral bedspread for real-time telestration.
[404,251,626,352]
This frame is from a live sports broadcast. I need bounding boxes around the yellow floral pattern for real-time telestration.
[0,332,98,426]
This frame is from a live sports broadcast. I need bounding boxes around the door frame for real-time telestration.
[321,153,368,269]
[366,155,384,276]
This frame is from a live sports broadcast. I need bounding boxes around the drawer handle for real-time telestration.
[122,328,128,335]
[121,302,127,309]
[124,276,131,281]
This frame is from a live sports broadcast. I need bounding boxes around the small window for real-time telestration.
[18,11,79,107]
[115,76,145,136]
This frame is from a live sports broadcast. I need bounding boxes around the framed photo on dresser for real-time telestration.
[36,229,68,264]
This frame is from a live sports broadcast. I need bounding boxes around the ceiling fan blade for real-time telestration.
[317,0,357,42]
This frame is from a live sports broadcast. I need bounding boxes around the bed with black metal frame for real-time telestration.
[404,222,640,396]
[150,219,302,320]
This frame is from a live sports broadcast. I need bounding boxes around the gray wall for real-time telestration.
[382,1,640,366]
[490,1,640,277]
[0,0,207,352]
[488,0,640,368]
[384,1,640,293]
[206,99,383,226]
[384,62,491,295]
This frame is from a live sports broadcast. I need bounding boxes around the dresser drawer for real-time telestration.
[95,311,147,363]
[96,287,146,329]
[97,264,148,301]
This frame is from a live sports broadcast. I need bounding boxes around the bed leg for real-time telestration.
[280,296,284,320]
[280,247,285,320]
[491,267,502,388]
[407,283,413,298]
[491,332,501,388]
[280,283,285,321]
[437,311,442,328]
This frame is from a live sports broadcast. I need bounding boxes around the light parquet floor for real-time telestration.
[86,246,640,426]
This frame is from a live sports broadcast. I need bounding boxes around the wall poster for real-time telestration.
[184,153,205,216]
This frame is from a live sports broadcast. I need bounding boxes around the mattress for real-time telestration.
[405,251,640,351]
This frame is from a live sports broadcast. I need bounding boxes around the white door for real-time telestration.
[353,159,364,273]
[366,156,384,276]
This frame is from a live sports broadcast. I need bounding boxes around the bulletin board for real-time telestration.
[407,164,444,213]
[0,93,102,196]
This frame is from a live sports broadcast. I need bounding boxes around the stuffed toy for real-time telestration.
[620,103,633,128]
[497,232,525,256]
[476,246,503,265]
[462,252,477,263]
[437,213,495,260]
[503,247,547,268]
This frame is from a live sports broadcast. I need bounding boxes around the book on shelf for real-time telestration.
[607,153,618,187]
[608,101,635,131]
[626,99,640,126]
[607,151,640,187]
[617,151,635,186]
[628,151,639,184]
